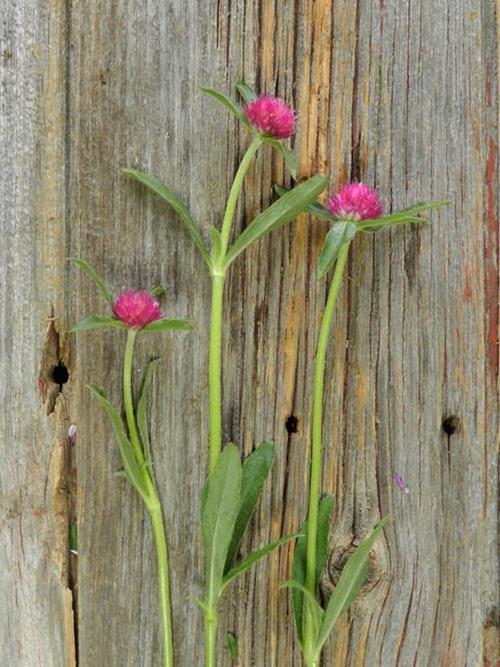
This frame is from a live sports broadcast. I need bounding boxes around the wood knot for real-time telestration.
[323,535,387,598]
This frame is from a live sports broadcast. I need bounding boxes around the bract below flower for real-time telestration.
[244,95,296,139]
[113,290,163,329]
[328,182,383,221]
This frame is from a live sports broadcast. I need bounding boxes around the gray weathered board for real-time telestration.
[1,0,498,665]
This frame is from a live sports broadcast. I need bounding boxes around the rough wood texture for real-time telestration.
[2,0,498,665]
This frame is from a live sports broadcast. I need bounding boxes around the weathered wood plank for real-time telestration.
[0,1,76,665]
[3,0,497,665]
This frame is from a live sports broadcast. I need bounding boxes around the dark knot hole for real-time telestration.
[285,415,299,434]
[442,415,461,435]
[52,362,69,386]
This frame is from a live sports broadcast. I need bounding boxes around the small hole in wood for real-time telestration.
[442,415,461,435]
[52,362,69,386]
[285,416,299,434]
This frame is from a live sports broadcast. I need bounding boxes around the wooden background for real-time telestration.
[1,0,498,665]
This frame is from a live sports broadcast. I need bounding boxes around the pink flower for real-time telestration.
[113,290,163,329]
[327,183,383,221]
[244,95,296,139]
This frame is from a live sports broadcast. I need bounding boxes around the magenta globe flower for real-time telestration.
[327,182,383,221]
[113,290,163,329]
[244,95,296,139]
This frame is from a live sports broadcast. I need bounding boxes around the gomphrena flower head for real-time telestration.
[328,182,383,221]
[113,290,163,329]
[244,95,296,139]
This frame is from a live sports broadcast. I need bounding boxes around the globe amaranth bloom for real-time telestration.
[244,95,296,139]
[113,290,163,329]
[328,182,383,221]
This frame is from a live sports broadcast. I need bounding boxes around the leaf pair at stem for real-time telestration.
[200,442,297,611]
[123,168,326,277]
[286,496,388,665]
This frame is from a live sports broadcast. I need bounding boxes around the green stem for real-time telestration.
[150,506,175,667]
[208,135,262,476]
[303,242,350,658]
[208,274,225,476]
[219,135,262,256]
[123,329,175,667]
[203,606,218,667]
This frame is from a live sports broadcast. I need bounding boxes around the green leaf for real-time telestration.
[281,580,324,644]
[87,384,150,503]
[137,358,160,489]
[281,145,298,180]
[200,86,250,127]
[222,533,299,591]
[202,444,242,605]
[224,441,275,571]
[264,140,297,179]
[358,199,449,230]
[150,286,165,297]
[209,226,223,263]
[141,318,193,333]
[189,595,210,613]
[124,169,211,267]
[224,174,327,268]
[235,80,258,103]
[291,495,334,645]
[70,315,127,333]
[227,633,239,661]
[317,221,357,278]
[274,185,335,221]
[69,258,114,305]
[314,518,388,655]
[315,495,335,585]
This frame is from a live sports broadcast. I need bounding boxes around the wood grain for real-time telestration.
[2,0,498,665]
[0,1,76,665]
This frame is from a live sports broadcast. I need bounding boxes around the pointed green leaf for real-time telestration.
[264,141,297,179]
[222,532,299,591]
[291,495,334,644]
[70,315,127,333]
[358,199,449,230]
[202,444,242,605]
[236,81,258,103]
[273,185,336,221]
[314,518,388,654]
[209,226,223,263]
[69,258,114,305]
[150,286,165,297]
[137,358,160,490]
[224,441,275,571]
[200,86,250,127]
[189,595,210,613]
[224,174,327,268]
[87,384,150,502]
[281,145,298,180]
[317,222,357,278]
[124,169,211,267]
[281,580,324,644]
[227,632,239,660]
[141,318,193,333]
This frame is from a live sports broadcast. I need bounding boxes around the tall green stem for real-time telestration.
[204,135,262,667]
[150,506,175,667]
[303,242,350,661]
[208,274,225,476]
[208,135,262,476]
[203,607,218,667]
[123,329,175,667]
